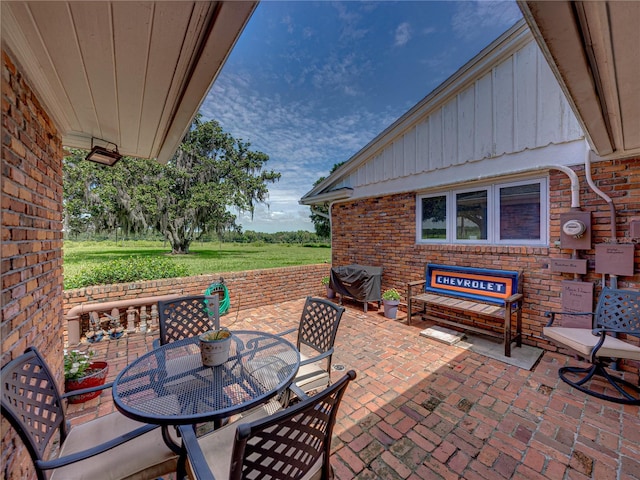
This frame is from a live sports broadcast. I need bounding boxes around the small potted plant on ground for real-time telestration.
[64,349,109,404]
[322,275,335,299]
[382,288,401,319]
[199,328,232,366]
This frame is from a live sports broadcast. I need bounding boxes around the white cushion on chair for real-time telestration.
[51,412,177,480]
[295,353,330,393]
[544,326,640,361]
[187,401,323,480]
[186,402,282,479]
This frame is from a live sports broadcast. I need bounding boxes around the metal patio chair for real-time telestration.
[156,295,220,347]
[279,296,345,398]
[544,287,640,405]
[178,370,356,480]
[1,347,177,480]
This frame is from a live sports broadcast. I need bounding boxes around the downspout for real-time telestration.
[311,204,333,261]
[310,206,330,221]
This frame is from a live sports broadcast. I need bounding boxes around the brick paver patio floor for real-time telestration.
[66,298,640,479]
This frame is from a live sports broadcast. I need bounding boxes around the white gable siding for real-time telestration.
[344,39,583,191]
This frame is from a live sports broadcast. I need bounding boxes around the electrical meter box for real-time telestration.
[559,211,591,250]
[595,244,635,276]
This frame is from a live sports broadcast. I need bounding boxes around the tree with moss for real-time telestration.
[63,115,280,253]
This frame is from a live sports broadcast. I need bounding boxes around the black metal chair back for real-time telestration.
[1,347,69,479]
[593,287,640,335]
[297,296,345,373]
[231,370,355,480]
[544,287,640,404]
[157,295,219,346]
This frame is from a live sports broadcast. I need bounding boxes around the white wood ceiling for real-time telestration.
[519,1,640,160]
[2,1,256,163]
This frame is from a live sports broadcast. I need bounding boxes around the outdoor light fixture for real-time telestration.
[85,139,122,166]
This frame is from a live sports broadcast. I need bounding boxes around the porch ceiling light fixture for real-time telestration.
[85,138,122,166]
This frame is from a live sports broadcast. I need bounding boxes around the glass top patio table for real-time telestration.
[112,330,300,426]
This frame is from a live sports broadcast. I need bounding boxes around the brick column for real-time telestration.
[1,48,65,480]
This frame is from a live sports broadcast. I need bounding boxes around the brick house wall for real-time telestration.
[331,158,640,373]
[1,49,65,479]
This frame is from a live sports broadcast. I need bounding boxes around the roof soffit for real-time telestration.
[1,1,257,163]
[518,1,640,160]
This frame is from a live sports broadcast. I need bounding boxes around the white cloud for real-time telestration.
[333,2,370,40]
[200,71,395,232]
[394,22,412,47]
[307,53,370,96]
[452,1,522,41]
[282,14,294,34]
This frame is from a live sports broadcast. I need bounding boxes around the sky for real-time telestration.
[199,1,523,234]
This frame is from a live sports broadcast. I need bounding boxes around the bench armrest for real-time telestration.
[505,293,523,303]
[407,280,426,288]
[544,310,593,327]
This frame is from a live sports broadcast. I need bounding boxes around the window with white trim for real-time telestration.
[417,178,547,245]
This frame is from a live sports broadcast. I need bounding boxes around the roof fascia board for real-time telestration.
[299,188,353,206]
[155,1,257,163]
[304,19,530,200]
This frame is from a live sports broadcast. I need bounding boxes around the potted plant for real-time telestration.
[199,329,232,366]
[64,349,109,404]
[322,276,335,299]
[382,288,401,319]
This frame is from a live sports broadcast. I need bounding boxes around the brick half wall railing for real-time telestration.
[63,264,331,345]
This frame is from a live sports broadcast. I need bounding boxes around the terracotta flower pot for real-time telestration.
[65,361,109,404]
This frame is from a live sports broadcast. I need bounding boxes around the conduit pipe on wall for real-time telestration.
[584,144,619,291]
[584,145,617,241]
[549,165,581,209]
[472,164,581,209]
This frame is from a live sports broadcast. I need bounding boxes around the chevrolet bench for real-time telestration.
[407,264,523,357]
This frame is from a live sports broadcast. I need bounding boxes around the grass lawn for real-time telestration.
[63,240,331,280]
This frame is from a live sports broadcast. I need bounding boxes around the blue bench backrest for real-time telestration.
[425,264,520,306]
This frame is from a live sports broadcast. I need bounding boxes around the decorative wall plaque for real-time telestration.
[560,281,594,328]
[550,258,588,274]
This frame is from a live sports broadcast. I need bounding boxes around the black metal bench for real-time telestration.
[544,287,640,405]
[407,264,523,357]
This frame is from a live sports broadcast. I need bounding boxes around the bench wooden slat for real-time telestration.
[415,293,504,318]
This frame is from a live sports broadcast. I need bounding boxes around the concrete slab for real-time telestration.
[457,334,544,371]
[419,325,465,345]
